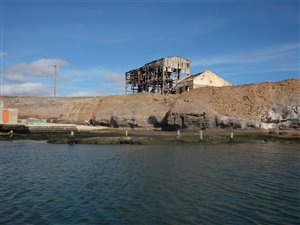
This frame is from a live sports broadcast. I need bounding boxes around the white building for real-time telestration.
[176,70,231,94]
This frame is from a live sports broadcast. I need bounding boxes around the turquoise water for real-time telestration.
[1,141,299,225]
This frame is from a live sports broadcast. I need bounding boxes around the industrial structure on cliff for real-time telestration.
[125,56,231,95]
[125,56,191,94]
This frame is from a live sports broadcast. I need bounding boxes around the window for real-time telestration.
[179,87,183,94]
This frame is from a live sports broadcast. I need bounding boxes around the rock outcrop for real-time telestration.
[164,98,217,130]
[2,79,299,130]
[91,94,175,128]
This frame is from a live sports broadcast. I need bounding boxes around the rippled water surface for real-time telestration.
[1,141,299,225]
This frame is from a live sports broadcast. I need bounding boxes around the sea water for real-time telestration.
[1,141,299,225]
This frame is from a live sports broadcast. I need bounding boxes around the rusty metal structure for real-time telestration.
[125,56,191,94]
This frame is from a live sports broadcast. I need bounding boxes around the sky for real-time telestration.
[0,0,299,96]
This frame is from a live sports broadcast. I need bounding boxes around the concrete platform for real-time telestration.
[28,123,78,133]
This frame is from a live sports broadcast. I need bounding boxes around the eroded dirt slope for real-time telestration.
[2,79,299,129]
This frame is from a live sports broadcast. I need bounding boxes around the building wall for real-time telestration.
[163,56,190,75]
[176,78,193,94]
[2,108,18,124]
[193,70,231,88]
[8,109,18,124]
[176,70,231,94]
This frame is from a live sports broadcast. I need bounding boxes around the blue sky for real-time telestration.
[0,0,299,96]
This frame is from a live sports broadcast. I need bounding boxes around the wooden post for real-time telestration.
[70,131,74,138]
[8,130,13,138]
[199,130,203,141]
[176,129,181,143]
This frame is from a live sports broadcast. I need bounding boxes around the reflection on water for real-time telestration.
[1,141,300,225]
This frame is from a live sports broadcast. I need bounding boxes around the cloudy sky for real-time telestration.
[0,0,299,96]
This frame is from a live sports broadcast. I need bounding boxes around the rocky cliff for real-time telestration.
[2,79,300,130]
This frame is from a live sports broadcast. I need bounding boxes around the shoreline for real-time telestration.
[1,126,299,145]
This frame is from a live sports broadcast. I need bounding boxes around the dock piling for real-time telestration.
[199,130,203,141]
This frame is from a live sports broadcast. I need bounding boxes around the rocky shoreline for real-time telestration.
[1,127,299,145]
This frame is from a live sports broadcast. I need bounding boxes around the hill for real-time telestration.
[2,79,300,130]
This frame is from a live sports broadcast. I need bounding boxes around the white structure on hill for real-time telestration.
[176,70,231,94]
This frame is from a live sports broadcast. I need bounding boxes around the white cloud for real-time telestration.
[62,67,109,80]
[0,52,8,57]
[104,72,124,86]
[67,87,119,96]
[192,43,300,66]
[61,68,124,96]
[2,59,125,96]
[1,82,52,96]
[4,58,68,83]
[5,74,27,83]
[67,91,100,97]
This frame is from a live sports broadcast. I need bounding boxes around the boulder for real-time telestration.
[241,118,261,129]
[165,112,211,130]
[215,115,241,129]
[110,116,144,128]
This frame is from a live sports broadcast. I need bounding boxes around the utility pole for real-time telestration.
[53,65,57,97]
